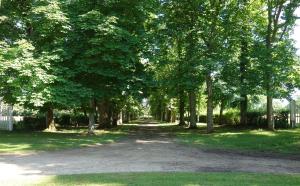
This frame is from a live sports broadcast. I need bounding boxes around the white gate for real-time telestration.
[0,99,13,131]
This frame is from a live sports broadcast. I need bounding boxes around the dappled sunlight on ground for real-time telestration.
[0,121,300,184]
[176,126,300,154]
[3,172,300,186]
[123,123,178,127]
[215,132,246,136]
[0,175,47,186]
[248,130,277,136]
[135,139,172,144]
[0,129,126,153]
[0,162,42,178]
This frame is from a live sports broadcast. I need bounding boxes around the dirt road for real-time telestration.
[1,123,300,178]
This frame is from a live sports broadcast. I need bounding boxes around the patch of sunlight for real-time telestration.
[177,132,191,135]
[79,184,125,186]
[56,141,74,144]
[194,141,205,145]
[196,122,207,126]
[0,175,47,186]
[156,123,177,126]
[144,123,177,126]
[249,130,277,136]
[0,144,31,152]
[57,130,85,134]
[44,144,60,149]
[294,141,300,145]
[37,176,126,186]
[122,123,139,126]
[94,130,126,135]
[136,139,171,144]
[216,132,245,136]
[0,162,42,178]
[277,128,300,133]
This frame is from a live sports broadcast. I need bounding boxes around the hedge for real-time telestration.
[197,110,290,129]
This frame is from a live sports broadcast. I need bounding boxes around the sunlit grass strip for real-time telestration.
[0,128,126,153]
[177,127,300,154]
[4,172,300,186]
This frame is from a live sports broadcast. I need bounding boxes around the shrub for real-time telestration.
[274,110,289,129]
[55,114,89,127]
[71,115,89,126]
[198,115,207,123]
[55,114,71,127]
[198,110,289,129]
[14,116,46,131]
[246,111,267,128]
[198,114,239,125]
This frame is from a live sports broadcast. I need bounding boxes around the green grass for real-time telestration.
[176,124,300,154]
[0,128,126,153]
[1,122,300,154]
[6,172,300,186]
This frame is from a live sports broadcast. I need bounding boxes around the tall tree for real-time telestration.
[264,0,300,130]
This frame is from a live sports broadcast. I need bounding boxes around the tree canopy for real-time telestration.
[0,0,299,132]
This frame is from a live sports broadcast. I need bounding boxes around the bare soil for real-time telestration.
[1,123,300,178]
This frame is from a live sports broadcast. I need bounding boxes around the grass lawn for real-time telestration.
[1,122,300,154]
[4,172,300,186]
[175,124,300,154]
[0,128,126,153]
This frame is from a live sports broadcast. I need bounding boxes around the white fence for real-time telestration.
[0,100,13,131]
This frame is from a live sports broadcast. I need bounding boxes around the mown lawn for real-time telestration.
[176,124,300,154]
[1,122,300,154]
[0,128,126,153]
[5,172,300,186]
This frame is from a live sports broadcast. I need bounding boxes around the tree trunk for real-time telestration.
[164,107,168,122]
[98,100,111,128]
[95,102,98,123]
[189,91,197,129]
[219,99,224,125]
[187,110,190,125]
[160,110,164,122]
[112,111,118,127]
[118,111,123,125]
[267,95,274,130]
[123,111,129,123]
[171,110,176,123]
[128,112,131,122]
[240,39,248,125]
[88,99,95,135]
[178,90,186,126]
[108,106,113,125]
[73,110,79,128]
[46,107,56,131]
[290,100,296,128]
[166,108,171,122]
[266,2,274,130]
[206,73,214,133]
[83,109,87,118]
[240,95,248,125]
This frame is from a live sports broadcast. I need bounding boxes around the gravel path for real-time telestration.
[1,124,300,178]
